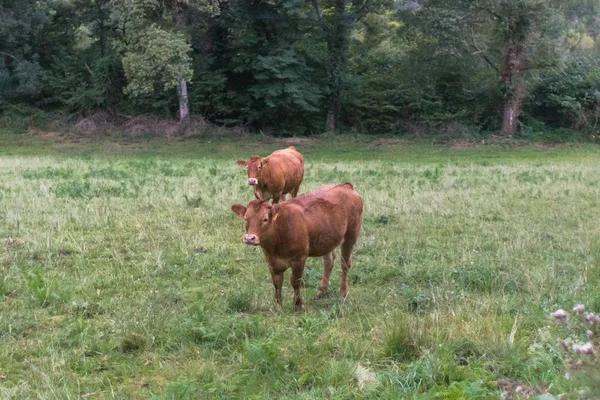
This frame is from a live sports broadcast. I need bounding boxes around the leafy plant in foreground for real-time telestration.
[549,304,600,399]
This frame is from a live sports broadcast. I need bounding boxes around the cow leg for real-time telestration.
[290,259,306,311]
[272,192,282,204]
[340,241,356,298]
[270,270,284,309]
[290,186,299,198]
[315,251,335,299]
[340,218,361,298]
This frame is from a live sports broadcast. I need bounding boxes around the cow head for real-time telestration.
[236,156,269,186]
[231,200,277,246]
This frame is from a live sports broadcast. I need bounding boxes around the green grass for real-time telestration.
[1,131,600,398]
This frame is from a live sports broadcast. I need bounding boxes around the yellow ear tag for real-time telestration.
[273,212,279,221]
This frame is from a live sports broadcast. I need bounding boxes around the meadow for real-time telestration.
[1,132,600,399]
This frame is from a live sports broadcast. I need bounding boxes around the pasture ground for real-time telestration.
[1,131,600,399]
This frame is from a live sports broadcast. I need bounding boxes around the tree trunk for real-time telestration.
[325,107,335,132]
[501,79,525,136]
[325,100,341,132]
[500,45,526,136]
[324,0,347,133]
[175,4,190,124]
[178,79,190,123]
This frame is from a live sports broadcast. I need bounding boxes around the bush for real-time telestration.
[528,56,600,129]
[0,104,57,133]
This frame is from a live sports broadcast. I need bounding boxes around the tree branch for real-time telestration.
[85,63,95,77]
[470,47,499,73]
[0,51,17,61]
[469,28,499,73]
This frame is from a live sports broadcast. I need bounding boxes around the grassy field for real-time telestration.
[1,131,600,399]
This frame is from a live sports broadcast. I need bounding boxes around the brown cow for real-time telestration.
[236,146,304,204]
[231,183,363,311]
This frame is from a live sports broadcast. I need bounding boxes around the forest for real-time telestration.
[1,0,600,136]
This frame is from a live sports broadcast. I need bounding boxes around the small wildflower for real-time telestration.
[559,340,570,352]
[552,309,568,321]
[573,304,585,313]
[572,342,595,355]
[580,343,595,355]
[585,312,600,325]
[587,330,593,339]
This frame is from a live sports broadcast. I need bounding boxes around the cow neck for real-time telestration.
[258,228,277,253]
[258,159,280,190]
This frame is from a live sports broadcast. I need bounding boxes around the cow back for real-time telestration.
[264,147,304,193]
[277,183,362,257]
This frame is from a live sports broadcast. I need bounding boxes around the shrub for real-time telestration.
[528,56,600,130]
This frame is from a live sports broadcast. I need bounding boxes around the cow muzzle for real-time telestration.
[243,234,259,246]
[247,178,258,186]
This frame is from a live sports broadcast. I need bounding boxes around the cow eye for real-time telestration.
[263,218,268,222]
[257,165,262,170]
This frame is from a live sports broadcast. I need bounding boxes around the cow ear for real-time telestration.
[269,205,280,222]
[262,158,269,167]
[231,204,247,219]
[236,160,248,168]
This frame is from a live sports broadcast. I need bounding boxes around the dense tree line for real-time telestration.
[1,0,599,135]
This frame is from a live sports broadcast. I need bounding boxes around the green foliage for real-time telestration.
[122,25,193,96]
[0,0,48,105]
[47,53,123,110]
[0,103,55,133]
[529,56,600,128]
[0,0,598,134]
[111,0,161,24]
[249,48,325,130]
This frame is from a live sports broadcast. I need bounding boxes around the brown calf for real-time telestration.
[231,183,363,311]
[236,146,304,204]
